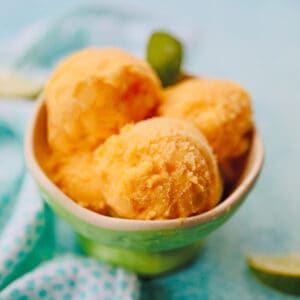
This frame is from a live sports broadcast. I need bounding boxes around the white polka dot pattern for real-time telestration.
[0,255,139,300]
[0,176,45,289]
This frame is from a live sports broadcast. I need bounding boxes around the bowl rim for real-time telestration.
[25,96,264,231]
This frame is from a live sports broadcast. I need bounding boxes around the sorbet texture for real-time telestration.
[159,78,253,162]
[95,118,222,220]
[50,152,107,213]
[45,48,162,153]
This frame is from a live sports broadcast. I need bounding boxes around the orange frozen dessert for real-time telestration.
[41,47,162,213]
[37,43,256,220]
[49,152,107,213]
[95,118,222,220]
[37,142,107,213]
[45,48,162,153]
[159,78,253,182]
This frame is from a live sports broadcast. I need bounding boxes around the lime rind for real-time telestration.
[146,31,183,87]
[247,254,300,277]
[247,254,300,295]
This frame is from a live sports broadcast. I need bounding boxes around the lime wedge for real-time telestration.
[247,254,300,295]
[147,31,183,87]
[0,72,42,99]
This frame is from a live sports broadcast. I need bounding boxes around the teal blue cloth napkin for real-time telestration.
[0,100,139,300]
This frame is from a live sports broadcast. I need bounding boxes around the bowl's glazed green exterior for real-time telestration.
[36,183,247,274]
[26,98,264,275]
[38,184,245,252]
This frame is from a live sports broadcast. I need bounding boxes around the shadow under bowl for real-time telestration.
[25,97,264,275]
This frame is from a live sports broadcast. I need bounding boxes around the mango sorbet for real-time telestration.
[159,78,253,162]
[95,118,222,220]
[45,48,162,153]
[49,152,107,213]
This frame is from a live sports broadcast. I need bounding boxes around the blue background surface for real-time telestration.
[1,1,300,299]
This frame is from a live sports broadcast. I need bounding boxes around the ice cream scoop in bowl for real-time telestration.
[25,96,264,275]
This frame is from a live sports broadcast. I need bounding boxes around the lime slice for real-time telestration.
[147,31,183,87]
[0,72,42,99]
[247,254,300,295]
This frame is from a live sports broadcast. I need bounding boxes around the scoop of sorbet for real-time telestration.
[159,78,253,162]
[45,47,162,153]
[95,117,222,220]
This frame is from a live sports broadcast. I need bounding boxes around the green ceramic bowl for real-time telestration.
[25,97,264,275]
